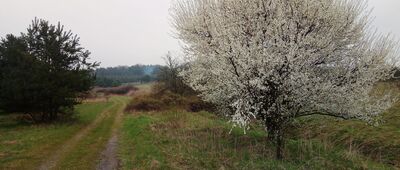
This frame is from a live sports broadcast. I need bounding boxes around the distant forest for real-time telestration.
[95,65,162,87]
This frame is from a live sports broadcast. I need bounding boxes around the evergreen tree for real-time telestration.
[0,18,98,122]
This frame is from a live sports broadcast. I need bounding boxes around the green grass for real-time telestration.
[0,101,112,169]
[292,81,400,167]
[56,96,130,169]
[0,81,398,169]
[293,102,400,167]
[119,115,166,169]
[56,102,119,169]
[120,110,394,169]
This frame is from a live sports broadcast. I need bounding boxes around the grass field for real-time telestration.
[119,110,395,169]
[0,101,110,169]
[116,82,400,169]
[293,100,400,167]
[0,96,130,169]
[291,81,400,167]
[0,82,399,169]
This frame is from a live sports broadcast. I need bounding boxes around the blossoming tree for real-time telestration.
[171,0,398,159]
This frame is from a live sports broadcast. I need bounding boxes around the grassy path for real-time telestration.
[97,96,128,170]
[0,101,112,169]
[37,96,130,170]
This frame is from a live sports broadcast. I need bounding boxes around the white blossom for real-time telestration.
[172,0,399,133]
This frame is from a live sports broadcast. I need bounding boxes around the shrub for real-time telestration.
[187,99,215,113]
[95,85,137,95]
[125,96,165,112]
[157,90,187,105]
[156,53,195,96]
[125,89,214,113]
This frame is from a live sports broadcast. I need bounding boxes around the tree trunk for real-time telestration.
[50,111,57,121]
[27,113,38,123]
[41,112,48,122]
[265,119,285,160]
[276,128,284,160]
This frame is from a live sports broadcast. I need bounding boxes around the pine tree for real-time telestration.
[0,18,99,122]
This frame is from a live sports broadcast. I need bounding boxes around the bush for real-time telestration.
[156,53,195,96]
[158,90,186,105]
[125,89,215,113]
[125,96,164,112]
[95,85,138,95]
[187,99,215,112]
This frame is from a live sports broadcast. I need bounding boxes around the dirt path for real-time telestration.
[38,98,122,170]
[96,97,127,170]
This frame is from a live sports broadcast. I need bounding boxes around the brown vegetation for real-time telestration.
[124,88,214,113]
[94,85,138,95]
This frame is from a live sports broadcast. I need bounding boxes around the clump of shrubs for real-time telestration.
[95,85,137,95]
[124,52,215,113]
[187,99,215,112]
[124,89,214,112]
[125,96,164,112]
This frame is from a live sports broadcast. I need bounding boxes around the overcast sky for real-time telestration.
[0,0,399,67]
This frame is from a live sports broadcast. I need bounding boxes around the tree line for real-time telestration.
[95,65,161,87]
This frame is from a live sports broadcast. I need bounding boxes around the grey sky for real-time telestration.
[0,0,399,67]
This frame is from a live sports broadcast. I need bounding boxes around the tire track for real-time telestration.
[96,97,128,170]
[38,98,121,170]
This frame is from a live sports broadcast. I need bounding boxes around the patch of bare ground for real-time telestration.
[97,97,127,170]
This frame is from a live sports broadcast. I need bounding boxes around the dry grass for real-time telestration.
[134,83,155,95]
[293,112,400,167]
[292,81,400,167]
[94,85,138,95]
[124,90,214,113]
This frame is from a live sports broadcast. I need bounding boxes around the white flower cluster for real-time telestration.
[172,0,399,130]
